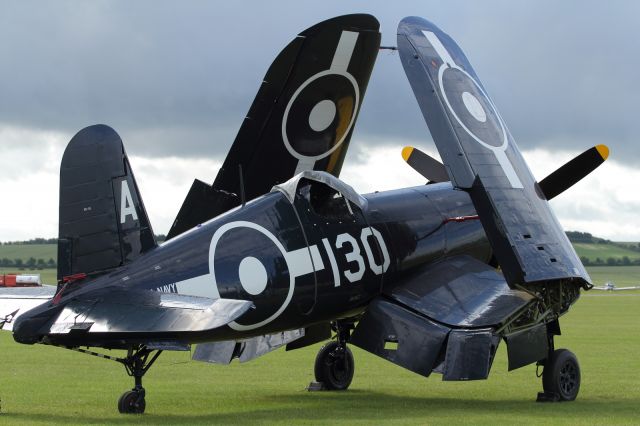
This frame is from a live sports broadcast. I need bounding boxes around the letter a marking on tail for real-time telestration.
[120,180,139,224]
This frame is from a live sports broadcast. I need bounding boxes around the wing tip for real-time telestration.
[402,146,414,162]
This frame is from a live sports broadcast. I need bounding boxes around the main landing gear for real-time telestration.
[312,321,355,391]
[117,346,163,414]
[537,343,581,402]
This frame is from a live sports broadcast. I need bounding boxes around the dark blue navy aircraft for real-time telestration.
[1,15,608,414]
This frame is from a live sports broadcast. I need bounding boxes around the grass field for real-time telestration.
[0,244,56,262]
[0,292,638,425]
[586,266,640,287]
[573,242,640,262]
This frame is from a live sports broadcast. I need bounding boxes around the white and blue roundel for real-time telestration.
[282,30,361,173]
[422,30,523,189]
[208,221,318,331]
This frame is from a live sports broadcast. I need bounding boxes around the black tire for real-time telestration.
[118,390,146,414]
[314,341,354,390]
[542,349,580,401]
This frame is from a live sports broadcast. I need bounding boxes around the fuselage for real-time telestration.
[14,180,491,346]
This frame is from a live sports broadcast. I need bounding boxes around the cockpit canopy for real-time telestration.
[272,171,366,210]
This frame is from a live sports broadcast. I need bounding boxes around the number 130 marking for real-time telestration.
[322,227,390,286]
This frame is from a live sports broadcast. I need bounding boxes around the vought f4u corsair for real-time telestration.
[1,15,608,413]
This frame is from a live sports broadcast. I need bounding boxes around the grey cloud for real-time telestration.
[0,1,638,164]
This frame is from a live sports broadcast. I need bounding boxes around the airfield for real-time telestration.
[1,282,638,424]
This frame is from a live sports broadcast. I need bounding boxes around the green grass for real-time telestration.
[573,243,640,263]
[0,293,638,424]
[586,266,640,287]
[0,244,56,262]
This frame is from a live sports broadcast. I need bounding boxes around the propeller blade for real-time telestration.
[538,145,609,200]
[402,146,450,183]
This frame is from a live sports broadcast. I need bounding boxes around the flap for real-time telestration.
[193,329,304,364]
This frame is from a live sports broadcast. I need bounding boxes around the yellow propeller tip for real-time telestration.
[402,146,414,162]
[596,144,609,160]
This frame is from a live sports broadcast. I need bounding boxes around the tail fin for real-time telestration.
[398,17,589,288]
[167,14,380,239]
[57,124,156,283]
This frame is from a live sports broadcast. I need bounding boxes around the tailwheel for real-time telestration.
[314,340,354,390]
[538,349,581,402]
[118,389,146,414]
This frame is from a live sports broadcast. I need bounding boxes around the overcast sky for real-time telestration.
[1,1,638,241]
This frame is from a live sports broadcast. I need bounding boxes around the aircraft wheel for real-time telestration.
[314,341,354,390]
[118,389,146,414]
[542,349,580,401]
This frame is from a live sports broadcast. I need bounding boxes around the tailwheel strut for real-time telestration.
[117,346,163,414]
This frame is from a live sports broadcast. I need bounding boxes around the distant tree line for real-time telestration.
[1,234,166,245]
[565,231,611,244]
[1,237,58,245]
[566,231,640,251]
[1,257,56,270]
[579,256,640,267]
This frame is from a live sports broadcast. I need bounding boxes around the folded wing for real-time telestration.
[397,17,589,287]
[168,14,381,239]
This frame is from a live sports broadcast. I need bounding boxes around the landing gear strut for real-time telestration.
[313,321,355,390]
[117,346,162,414]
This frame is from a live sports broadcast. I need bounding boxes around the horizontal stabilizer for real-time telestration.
[402,146,449,183]
[538,145,609,200]
[398,17,590,286]
[44,290,252,337]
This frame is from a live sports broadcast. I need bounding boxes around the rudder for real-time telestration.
[57,124,156,283]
